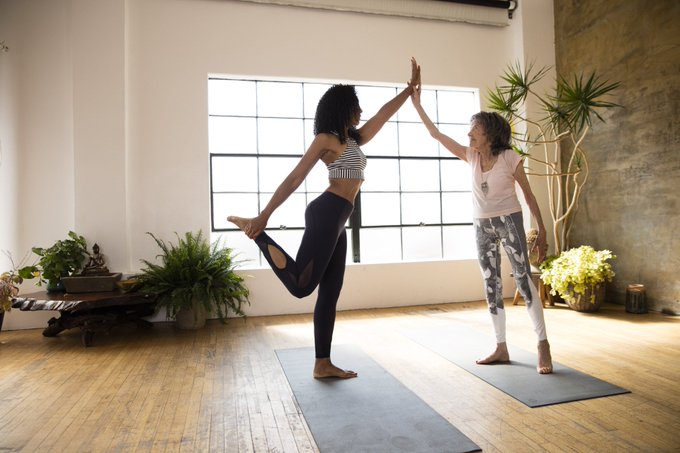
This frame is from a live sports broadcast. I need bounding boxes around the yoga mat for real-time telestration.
[276,344,480,453]
[405,325,630,408]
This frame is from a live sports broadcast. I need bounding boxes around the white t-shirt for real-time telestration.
[466,147,523,219]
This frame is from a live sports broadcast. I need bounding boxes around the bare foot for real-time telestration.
[476,342,510,365]
[313,358,358,379]
[227,215,251,234]
[537,339,553,374]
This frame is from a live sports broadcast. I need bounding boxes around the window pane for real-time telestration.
[443,225,477,260]
[360,228,402,263]
[305,161,329,193]
[401,193,441,225]
[400,160,440,192]
[304,83,332,118]
[212,231,262,267]
[361,193,401,226]
[362,159,399,191]
[212,193,259,230]
[209,117,258,155]
[258,157,299,192]
[356,86,396,119]
[442,192,473,223]
[257,82,303,118]
[304,119,315,149]
[438,90,477,123]
[209,79,256,116]
[439,124,471,150]
[441,159,472,191]
[258,118,304,155]
[260,193,306,229]
[398,122,439,157]
[212,157,258,192]
[360,122,398,156]
[403,226,442,261]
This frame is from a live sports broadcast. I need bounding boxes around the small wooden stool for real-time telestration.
[512,271,553,307]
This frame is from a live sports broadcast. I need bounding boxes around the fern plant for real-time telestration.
[136,231,249,321]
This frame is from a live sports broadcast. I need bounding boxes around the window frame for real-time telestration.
[208,76,480,266]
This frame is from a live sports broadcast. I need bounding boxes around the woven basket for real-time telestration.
[564,284,605,312]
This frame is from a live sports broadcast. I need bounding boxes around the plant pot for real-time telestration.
[563,284,605,312]
[46,279,66,293]
[175,301,207,330]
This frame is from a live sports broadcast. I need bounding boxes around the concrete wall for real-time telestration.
[553,0,680,313]
[0,0,556,329]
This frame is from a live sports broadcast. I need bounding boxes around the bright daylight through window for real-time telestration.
[209,77,480,267]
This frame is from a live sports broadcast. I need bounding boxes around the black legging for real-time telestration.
[254,191,353,358]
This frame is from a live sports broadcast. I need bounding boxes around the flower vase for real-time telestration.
[564,284,605,312]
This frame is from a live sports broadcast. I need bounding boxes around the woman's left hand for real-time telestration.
[533,230,548,264]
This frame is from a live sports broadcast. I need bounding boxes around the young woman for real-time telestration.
[228,60,420,379]
[410,59,552,374]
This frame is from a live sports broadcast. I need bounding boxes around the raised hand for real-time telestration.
[409,57,421,91]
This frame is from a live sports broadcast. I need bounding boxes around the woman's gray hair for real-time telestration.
[471,111,511,156]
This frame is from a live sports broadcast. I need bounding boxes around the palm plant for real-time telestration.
[136,231,249,322]
[488,61,621,254]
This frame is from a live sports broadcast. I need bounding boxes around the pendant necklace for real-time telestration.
[481,171,489,197]
[481,154,496,197]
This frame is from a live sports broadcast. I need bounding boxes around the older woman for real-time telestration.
[410,59,552,374]
[229,60,420,379]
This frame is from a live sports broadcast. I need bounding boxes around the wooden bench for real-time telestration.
[11,290,156,347]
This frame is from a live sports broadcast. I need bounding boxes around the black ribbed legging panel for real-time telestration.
[254,191,353,358]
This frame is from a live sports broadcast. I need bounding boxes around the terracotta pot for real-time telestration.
[563,284,605,312]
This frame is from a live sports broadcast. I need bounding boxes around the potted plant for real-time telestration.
[0,272,19,331]
[488,61,621,255]
[1,252,38,331]
[22,231,89,292]
[540,245,616,312]
[135,231,250,329]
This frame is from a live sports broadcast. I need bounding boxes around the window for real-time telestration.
[209,77,479,267]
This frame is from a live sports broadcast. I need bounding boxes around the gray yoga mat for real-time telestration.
[276,344,480,453]
[405,325,630,408]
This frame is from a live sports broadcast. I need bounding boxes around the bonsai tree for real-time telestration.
[135,231,250,327]
[21,231,89,291]
[488,61,621,254]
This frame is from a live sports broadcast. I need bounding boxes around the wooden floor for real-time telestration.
[1,300,679,453]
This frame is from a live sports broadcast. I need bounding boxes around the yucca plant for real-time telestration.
[488,61,621,254]
[136,231,249,323]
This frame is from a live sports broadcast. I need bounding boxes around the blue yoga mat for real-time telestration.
[276,344,481,453]
[405,325,630,408]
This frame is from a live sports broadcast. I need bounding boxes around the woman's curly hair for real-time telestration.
[471,111,512,156]
[314,84,361,144]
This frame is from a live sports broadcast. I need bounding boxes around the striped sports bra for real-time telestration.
[327,137,367,180]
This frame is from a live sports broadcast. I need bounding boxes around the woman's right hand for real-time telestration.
[410,57,422,106]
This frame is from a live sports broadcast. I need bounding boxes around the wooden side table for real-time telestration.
[12,290,157,347]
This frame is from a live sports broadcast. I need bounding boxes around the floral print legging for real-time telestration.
[474,211,547,344]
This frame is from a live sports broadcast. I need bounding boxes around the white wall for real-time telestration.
[0,0,555,329]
